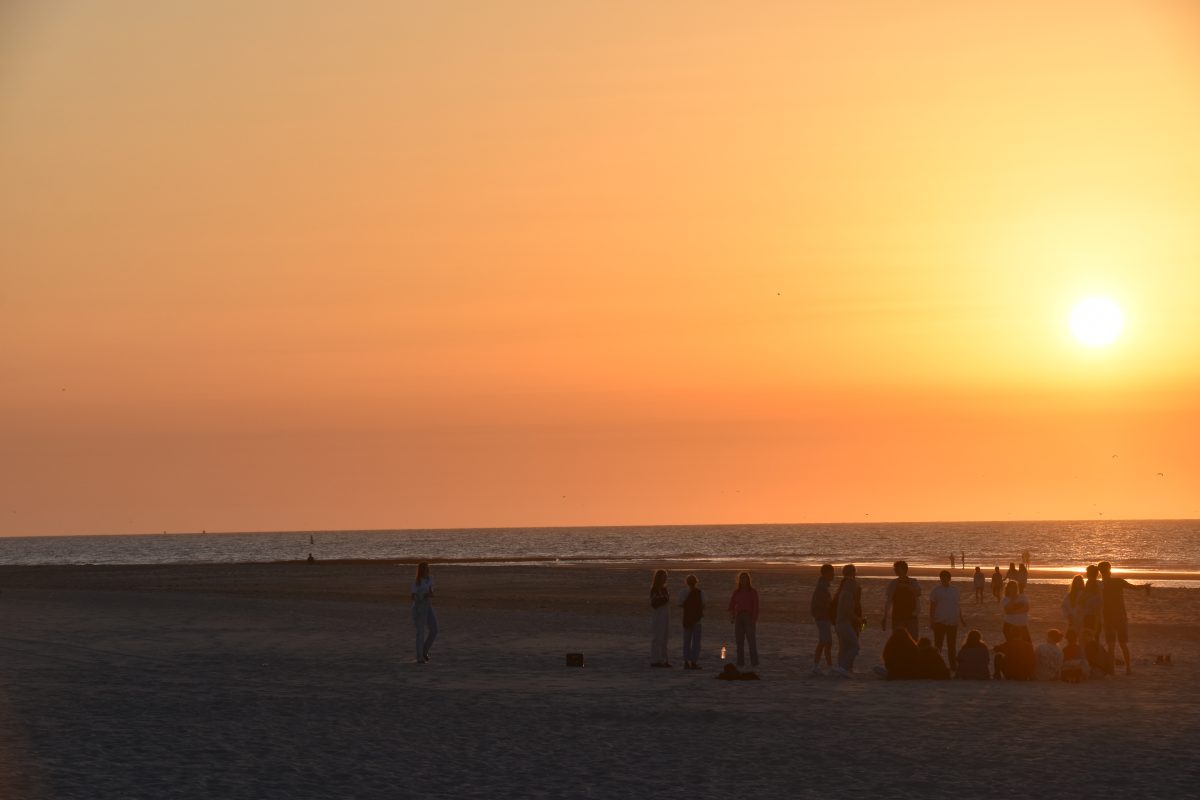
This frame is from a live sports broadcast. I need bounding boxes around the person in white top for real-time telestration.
[411,562,437,663]
[929,570,967,671]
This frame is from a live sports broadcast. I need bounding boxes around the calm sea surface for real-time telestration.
[2,521,1199,584]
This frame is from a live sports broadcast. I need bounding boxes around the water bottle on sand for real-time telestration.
[720,644,727,661]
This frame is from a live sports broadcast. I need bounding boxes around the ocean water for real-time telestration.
[1,520,1198,583]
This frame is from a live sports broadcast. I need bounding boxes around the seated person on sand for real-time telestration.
[874,627,921,679]
[955,630,991,679]
[993,630,1036,681]
[916,636,950,679]
[1061,629,1085,683]
[1035,629,1064,681]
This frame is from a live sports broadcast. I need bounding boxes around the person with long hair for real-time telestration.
[650,569,671,668]
[1001,580,1030,643]
[832,563,862,678]
[411,562,437,663]
[1061,574,1086,637]
[1081,564,1106,674]
[728,572,760,668]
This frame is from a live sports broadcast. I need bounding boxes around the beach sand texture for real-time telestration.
[1,563,1197,799]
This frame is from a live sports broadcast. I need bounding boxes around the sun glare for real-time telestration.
[1070,296,1124,347]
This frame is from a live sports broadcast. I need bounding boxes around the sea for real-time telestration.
[2,519,1199,585]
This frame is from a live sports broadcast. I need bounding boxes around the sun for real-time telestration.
[1070,296,1124,347]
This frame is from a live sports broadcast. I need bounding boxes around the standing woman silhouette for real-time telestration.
[411,562,437,663]
[650,570,671,667]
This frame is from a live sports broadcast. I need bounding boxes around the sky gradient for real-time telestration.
[3,1,1199,534]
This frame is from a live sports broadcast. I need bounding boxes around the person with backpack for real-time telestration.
[832,563,863,678]
[809,563,836,676]
[650,570,671,668]
[882,560,921,639]
[679,574,705,670]
[728,572,760,669]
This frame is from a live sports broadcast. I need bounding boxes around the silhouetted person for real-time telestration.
[993,629,1035,680]
[1099,560,1149,675]
[955,630,991,679]
[833,564,862,678]
[991,566,1003,602]
[1061,629,1085,683]
[650,569,671,668]
[1036,629,1064,681]
[306,552,315,564]
[728,572,759,668]
[810,563,835,675]
[916,636,951,679]
[1001,580,1030,643]
[679,574,704,670]
[929,569,966,672]
[411,562,437,663]
[972,566,985,604]
[882,560,921,639]
[1016,563,1029,592]
[1061,575,1085,637]
[877,626,920,679]
[1082,565,1106,674]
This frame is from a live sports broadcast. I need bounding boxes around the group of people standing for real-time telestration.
[646,558,1146,681]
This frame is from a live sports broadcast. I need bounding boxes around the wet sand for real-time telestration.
[1,562,1197,799]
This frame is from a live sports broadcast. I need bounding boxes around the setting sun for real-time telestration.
[1070,297,1125,347]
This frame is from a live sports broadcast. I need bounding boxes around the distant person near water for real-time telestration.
[972,566,985,604]
[410,562,437,664]
[1001,581,1030,643]
[728,572,760,669]
[1099,560,1150,675]
[1022,550,1032,567]
[679,574,705,670]
[650,570,671,668]
[832,564,862,678]
[991,566,1003,602]
[882,560,921,639]
[929,570,966,672]
[1004,562,1018,584]
[950,552,956,569]
[1016,563,1029,592]
[810,563,836,676]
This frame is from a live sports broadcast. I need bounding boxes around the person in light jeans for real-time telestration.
[929,570,967,671]
[833,563,862,677]
[411,562,437,663]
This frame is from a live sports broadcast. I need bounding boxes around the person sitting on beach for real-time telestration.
[1001,581,1031,643]
[1035,629,1065,681]
[832,564,862,678]
[882,560,921,639]
[679,574,704,670]
[810,563,835,676]
[972,566,985,605]
[411,562,437,664]
[993,629,1035,681]
[955,630,991,679]
[991,566,1003,602]
[876,626,921,679]
[650,570,671,668]
[1061,575,1085,638]
[1016,563,1029,592]
[1099,560,1150,676]
[916,636,951,679]
[728,572,760,669]
[1061,629,1085,683]
[929,570,966,672]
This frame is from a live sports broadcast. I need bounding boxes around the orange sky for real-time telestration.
[3,1,1199,534]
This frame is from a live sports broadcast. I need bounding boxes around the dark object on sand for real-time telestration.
[306,553,315,564]
[565,653,585,667]
[1155,654,1173,665]
[716,664,760,681]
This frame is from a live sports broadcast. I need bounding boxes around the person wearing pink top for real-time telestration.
[728,572,760,668]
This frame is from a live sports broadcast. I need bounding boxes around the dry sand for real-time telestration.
[1,562,1198,799]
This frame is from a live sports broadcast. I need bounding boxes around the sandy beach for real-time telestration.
[1,562,1197,799]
